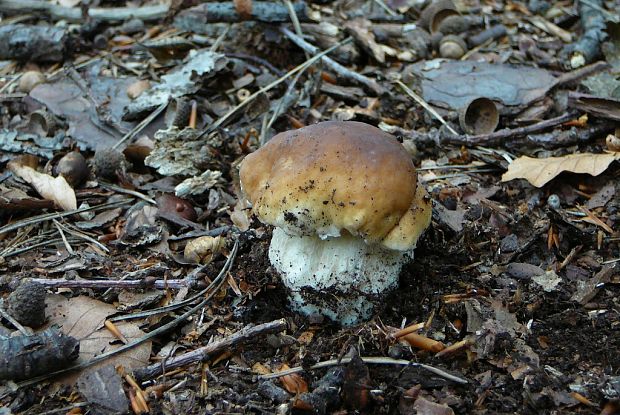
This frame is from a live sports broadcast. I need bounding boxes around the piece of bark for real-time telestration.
[571,264,617,305]
[175,1,308,29]
[0,0,168,22]
[0,24,67,62]
[567,92,620,122]
[0,327,79,381]
[77,365,129,414]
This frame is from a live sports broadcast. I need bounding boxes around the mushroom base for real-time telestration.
[269,228,411,326]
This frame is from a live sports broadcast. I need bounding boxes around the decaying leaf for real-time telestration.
[279,363,308,394]
[8,158,76,210]
[501,152,620,187]
[45,295,152,384]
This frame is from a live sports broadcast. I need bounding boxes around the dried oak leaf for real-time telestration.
[8,158,76,210]
[502,152,620,187]
[45,294,152,385]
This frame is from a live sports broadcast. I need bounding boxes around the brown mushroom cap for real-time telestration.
[239,121,431,251]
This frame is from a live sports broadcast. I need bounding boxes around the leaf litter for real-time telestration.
[0,0,619,414]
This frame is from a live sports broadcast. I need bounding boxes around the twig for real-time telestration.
[444,111,580,146]
[17,240,239,388]
[99,182,156,204]
[395,80,459,136]
[133,318,288,380]
[202,36,353,135]
[53,221,110,253]
[0,0,168,22]
[555,61,610,86]
[372,0,397,16]
[29,278,194,290]
[284,0,307,59]
[112,102,167,150]
[258,356,469,384]
[0,199,132,236]
[281,27,386,96]
[52,220,74,255]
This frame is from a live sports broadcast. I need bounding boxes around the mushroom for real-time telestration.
[239,121,432,325]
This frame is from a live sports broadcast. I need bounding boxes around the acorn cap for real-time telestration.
[419,0,460,34]
[458,97,499,135]
[239,121,431,251]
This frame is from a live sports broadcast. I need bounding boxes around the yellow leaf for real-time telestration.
[501,152,620,187]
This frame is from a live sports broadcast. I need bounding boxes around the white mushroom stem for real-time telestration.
[268,227,411,326]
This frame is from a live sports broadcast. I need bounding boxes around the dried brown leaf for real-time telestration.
[501,152,620,187]
[279,364,308,394]
[8,160,76,210]
[45,295,151,385]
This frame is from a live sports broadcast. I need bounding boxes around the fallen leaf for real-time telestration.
[8,159,76,210]
[45,295,152,384]
[279,364,308,394]
[501,152,620,187]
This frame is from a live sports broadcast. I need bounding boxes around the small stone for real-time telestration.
[547,194,561,209]
[500,234,519,253]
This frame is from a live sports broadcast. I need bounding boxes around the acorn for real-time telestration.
[55,152,89,187]
[439,35,468,59]
[419,0,459,34]
[18,70,46,93]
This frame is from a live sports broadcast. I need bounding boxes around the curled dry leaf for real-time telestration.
[279,363,308,395]
[501,152,620,188]
[8,158,77,211]
[184,235,225,264]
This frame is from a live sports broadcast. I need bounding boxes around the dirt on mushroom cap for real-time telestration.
[239,121,428,249]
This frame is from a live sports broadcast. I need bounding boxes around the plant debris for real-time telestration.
[1,0,619,413]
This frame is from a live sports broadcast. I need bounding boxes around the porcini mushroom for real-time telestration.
[239,121,432,325]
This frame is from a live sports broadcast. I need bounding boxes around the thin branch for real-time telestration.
[202,37,353,135]
[395,80,459,136]
[258,356,469,384]
[29,277,194,290]
[0,0,168,22]
[280,27,386,96]
[444,111,580,146]
[133,318,288,380]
